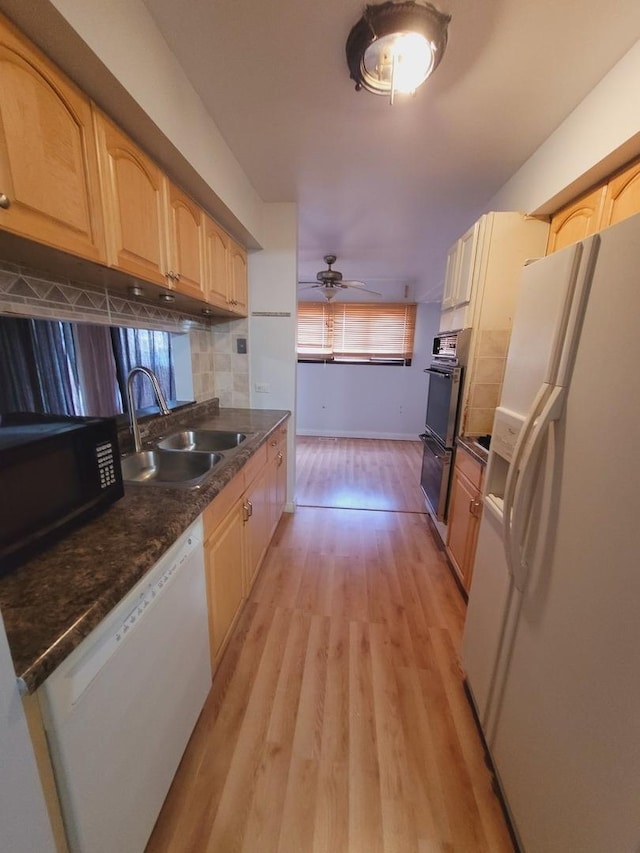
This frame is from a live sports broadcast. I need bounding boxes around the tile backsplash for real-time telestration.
[0,260,249,406]
[463,328,511,436]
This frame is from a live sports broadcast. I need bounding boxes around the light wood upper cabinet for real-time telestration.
[0,14,105,262]
[601,158,640,228]
[547,157,640,255]
[204,215,230,310]
[93,110,168,285]
[229,239,248,315]
[166,182,205,300]
[546,185,606,254]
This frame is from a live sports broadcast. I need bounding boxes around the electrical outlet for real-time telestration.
[255,382,270,393]
[236,337,247,354]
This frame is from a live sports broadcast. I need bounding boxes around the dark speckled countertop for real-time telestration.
[0,400,290,694]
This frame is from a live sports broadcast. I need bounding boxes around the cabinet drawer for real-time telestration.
[241,443,268,489]
[203,471,244,538]
[266,424,287,462]
[455,446,484,490]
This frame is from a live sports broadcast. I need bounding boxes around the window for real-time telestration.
[0,316,176,417]
[297,302,417,365]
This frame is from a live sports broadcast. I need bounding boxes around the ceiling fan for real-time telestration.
[298,255,382,301]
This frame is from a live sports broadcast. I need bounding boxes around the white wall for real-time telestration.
[0,615,56,853]
[248,204,298,505]
[490,40,640,214]
[296,302,439,440]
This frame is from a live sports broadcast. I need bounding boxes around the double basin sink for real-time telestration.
[121,430,250,488]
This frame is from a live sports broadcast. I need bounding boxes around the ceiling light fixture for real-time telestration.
[128,284,145,299]
[158,291,176,303]
[346,1,451,104]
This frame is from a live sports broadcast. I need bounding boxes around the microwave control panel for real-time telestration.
[96,441,117,489]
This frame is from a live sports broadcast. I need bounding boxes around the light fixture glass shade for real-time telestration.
[346,2,450,101]
[363,31,434,95]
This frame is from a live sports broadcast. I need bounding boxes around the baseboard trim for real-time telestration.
[296,429,420,441]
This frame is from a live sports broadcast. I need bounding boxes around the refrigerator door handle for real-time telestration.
[510,385,566,591]
[502,383,549,579]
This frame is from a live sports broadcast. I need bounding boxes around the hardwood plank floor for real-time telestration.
[146,440,513,853]
[296,437,425,513]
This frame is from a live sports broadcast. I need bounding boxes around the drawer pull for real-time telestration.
[0,193,10,210]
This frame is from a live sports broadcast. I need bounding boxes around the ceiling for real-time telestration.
[142,0,640,303]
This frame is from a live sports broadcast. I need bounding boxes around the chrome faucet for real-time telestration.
[126,367,170,453]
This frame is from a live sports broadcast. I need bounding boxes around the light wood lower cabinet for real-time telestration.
[204,495,246,661]
[267,423,288,535]
[203,424,288,669]
[446,447,484,593]
[244,463,271,591]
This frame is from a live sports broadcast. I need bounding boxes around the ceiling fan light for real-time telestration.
[346,1,450,101]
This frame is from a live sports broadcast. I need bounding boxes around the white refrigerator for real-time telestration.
[462,213,640,852]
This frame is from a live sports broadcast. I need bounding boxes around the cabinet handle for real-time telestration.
[469,498,482,517]
[277,451,283,467]
[0,194,10,210]
[243,500,251,522]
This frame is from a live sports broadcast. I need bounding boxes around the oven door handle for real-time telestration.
[419,433,447,460]
[424,368,452,379]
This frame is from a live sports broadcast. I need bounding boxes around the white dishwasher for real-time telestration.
[38,517,211,853]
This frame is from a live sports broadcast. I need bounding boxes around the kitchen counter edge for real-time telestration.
[0,405,290,694]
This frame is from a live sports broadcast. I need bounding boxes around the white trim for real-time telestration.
[296,429,420,441]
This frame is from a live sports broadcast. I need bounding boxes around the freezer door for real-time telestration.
[489,213,640,852]
[499,245,580,420]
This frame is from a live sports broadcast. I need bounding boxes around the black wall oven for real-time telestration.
[420,330,469,522]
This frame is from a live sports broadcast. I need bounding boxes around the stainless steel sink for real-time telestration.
[121,449,222,487]
[158,430,248,453]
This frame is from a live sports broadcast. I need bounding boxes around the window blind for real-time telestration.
[297,302,417,363]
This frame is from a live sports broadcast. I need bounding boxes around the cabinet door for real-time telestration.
[441,242,459,311]
[205,499,245,663]
[275,445,287,524]
[601,158,640,228]
[229,239,248,315]
[166,182,205,299]
[203,215,231,309]
[546,185,605,254]
[244,464,270,590]
[454,221,481,308]
[0,16,104,262]
[446,464,481,591]
[94,110,168,285]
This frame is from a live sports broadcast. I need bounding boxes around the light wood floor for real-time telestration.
[296,437,425,513]
[147,439,513,852]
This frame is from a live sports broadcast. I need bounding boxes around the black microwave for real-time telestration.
[0,413,124,575]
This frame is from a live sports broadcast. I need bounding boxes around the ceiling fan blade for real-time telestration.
[353,286,382,296]
[297,283,322,291]
[339,279,367,288]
